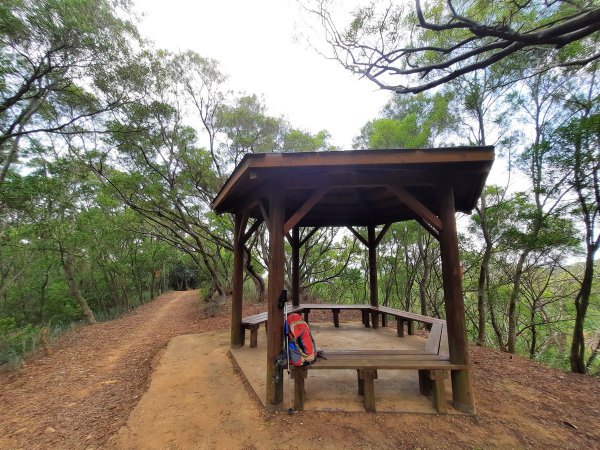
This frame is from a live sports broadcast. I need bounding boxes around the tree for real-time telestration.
[469,186,511,347]
[307,0,600,94]
[353,91,456,148]
[548,68,599,372]
[216,94,285,166]
[174,51,228,178]
[282,128,333,152]
[96,50,228,298]
[0,0,138,186]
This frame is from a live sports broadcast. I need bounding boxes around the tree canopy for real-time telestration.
[308,0,600,93]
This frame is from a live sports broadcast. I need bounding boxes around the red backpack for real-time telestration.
[286,313,317,366]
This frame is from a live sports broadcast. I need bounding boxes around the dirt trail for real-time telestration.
[0,291,262,449]
[1,291,600,449]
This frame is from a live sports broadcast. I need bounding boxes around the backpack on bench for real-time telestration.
[286,313,317,366]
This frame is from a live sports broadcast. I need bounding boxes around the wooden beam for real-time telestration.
[415,217,440,242]
[242,218,262,244]
[283,186,330,235]
[282,172,433,190]
[285,232,293,245]
[347,226,369,247]
[299,227,319,247]
[374,223,392,247]
[266,188,285,406]
[259,200,270,229]
[438,184,474,414]
[353,188,374,216]
[387,185,443,232]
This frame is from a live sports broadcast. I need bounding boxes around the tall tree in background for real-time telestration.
[353,92,456,148]
[549,67,599,372]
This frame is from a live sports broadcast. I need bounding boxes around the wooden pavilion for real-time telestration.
[212,147,494,414]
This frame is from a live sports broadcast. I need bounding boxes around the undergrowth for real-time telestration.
[0,294,156,371]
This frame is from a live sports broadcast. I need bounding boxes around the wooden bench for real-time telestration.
[299,303,371,328]
[291,356,465,413]
[291,322,457,413]
[240,304,368,347]
[240,306,304,347]
[370,306,445,336]
[240,304,446,347]
[240,312,268,348]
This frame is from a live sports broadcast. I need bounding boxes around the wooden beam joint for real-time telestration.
[387,185,443,232]
[283,186,330,235]
[347,226,369,247]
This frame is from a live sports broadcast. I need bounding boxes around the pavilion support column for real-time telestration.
[292,226,300,307]
[438,185,475,414]
[266,188,285,407]
[368,225,379,329]
[231,213,246,348]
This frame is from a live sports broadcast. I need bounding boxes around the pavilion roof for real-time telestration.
[212,147,494,227]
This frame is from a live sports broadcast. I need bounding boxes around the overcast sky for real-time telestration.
[134,0,390,149]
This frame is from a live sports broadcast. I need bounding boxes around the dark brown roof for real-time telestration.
[212,147,494,227]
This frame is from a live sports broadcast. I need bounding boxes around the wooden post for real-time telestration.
[266,188,285,407]
[396,318,404,337]
[292,226,300,307]
[431,370,448,414]
[231,213,245,348]
[368,225,379,328]
[292,369,307,411]
[361,369,378,412]
[438,185,475,414]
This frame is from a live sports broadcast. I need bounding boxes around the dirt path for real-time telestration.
[1,291,600,449]
[0,291,262,450]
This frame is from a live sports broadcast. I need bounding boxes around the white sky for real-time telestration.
[135,0,390,149]
[133,0,516,188]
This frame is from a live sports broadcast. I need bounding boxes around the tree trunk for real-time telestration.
[151,270,160,299]
[586,336,600,370]
[570,250,595,373]
[244,246,265,301]
[476,253,490,347]
[507,251,529,353]
[529,307,537,359]
[418,251,431,317]
[488,292,507,352]
[39,267,49,323]
[60,246,96,324]
[475,194,493,347]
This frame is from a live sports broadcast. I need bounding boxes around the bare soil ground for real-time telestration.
[1,290,599,449]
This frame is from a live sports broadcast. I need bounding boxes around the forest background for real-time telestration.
[0,0,598,376]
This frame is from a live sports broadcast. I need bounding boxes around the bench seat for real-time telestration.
[291,355,465,413]
[370,306,444,335]
[290,321,452,412]
[239,304,447,347]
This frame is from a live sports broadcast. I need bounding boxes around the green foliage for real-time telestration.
[354,91,457,148]
[0,318,39,367]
